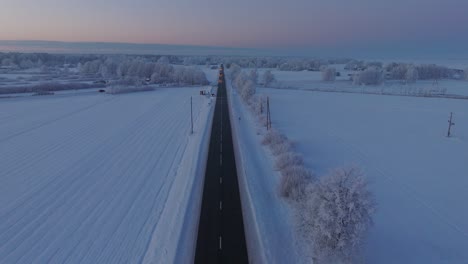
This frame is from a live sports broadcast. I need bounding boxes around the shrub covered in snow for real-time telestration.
[278,165,313,201]
[262,129,287,146]
[248,95,267,116]
[0,82,105,95]
[270,140,294,156]
[106,85,154,94]
[300,167,375,262]
[385,63,410,80]
[249,69,259,84]
[262,70,276,87]
[416,64,450,80]
[232,70,257,103]
[321,67,337,82]
[353,67,384,85]
[344,60,365,71]
[228,63,242,81]
[240,79,256,102]
[405,66,419,83]
[275,152,304,171]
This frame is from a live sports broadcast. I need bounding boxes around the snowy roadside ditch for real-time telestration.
[141,92,216,264]
[227,65,376,263]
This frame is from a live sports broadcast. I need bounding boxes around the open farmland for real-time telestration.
[0,88,213,263]
[257,87,468,263]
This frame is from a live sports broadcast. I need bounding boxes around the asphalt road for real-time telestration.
[194,66,249,264]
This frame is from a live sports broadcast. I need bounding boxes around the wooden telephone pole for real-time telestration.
[191,96,194,134]
[447,112,455,137]
[266,97,271,130]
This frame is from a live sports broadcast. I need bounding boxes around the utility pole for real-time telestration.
[191,96,194,134]
[447,112,455,137]
[266,96,271,130]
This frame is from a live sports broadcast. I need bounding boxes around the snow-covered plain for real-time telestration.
[257,67,468,97]
[0,88,214,263]
[255,87,468,263]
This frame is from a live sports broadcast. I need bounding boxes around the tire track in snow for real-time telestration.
[0,95,115,144]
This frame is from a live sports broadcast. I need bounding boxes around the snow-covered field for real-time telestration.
[254,87,468,263]
[257,68,468,97]
[0,88,214,263]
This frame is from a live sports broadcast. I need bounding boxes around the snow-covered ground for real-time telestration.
[257,68,468,97]
[0,88,214,263]
[253,87,468,263]
[227,82,305,264]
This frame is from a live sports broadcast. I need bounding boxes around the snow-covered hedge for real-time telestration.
[321,67,336,82]
[416,64,451,80]
[405,66,419,83]
[353,67,384,85]
[275,152,304,171]
[278,165,312,201]
[229,63,258,103]
[0,82,104,95]
[262,70,276,87]
[106,85,154,94]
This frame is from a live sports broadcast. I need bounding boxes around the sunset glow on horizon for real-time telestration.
[1,0,468,52]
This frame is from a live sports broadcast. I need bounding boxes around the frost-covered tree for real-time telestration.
[278,165,313,201]
[233,71,256,102]
[263,70,275,87]
[300,167,375,263]
[249,69,259,84]
[405,66,419,83]
[240,79,256,101]
[416,64,450,80]
[344,60,365,71]
[386,63,409,80]
[365,61,383,69]
[157,56,170,64]
[321,67,337,81]
[19,59,34,69]
[80,59,101,75]
[353,67,383,85]
[228,63,242,81]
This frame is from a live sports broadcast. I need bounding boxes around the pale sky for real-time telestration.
[1,0,468,51]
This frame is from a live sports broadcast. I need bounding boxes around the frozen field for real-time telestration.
[257,88,468,263]
[257,68,468,97]
[0,88,213,263]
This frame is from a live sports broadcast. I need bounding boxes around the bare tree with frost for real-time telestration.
[262,70,276,87]
[228,63,242,81]
[249,69,259,84]
[321,67,337,81]
[405,66,419,83]
[300,167,375,263]
[353,67,383,85]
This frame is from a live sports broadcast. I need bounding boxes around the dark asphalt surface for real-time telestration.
[194,66,249,264]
